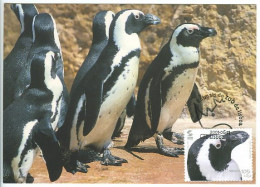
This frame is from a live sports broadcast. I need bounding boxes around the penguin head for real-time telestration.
[29,51,61,89]
[170,23,217,48]
[207,131,249,171]
[92,10,115,44]
[32,13,61,51]
[10,4,38,34]
[109,9,160,49]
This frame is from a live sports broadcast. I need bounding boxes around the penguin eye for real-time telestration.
[54,52,61,61]
[187,29,194,35]
[134,14,140,19]
[215,143,221,149]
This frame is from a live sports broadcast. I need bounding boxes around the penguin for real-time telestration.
[187,131,249,181]
[67,10,115,165]
[3,4,38,109]
[14,13,69,130]
[68,10,135,139]
[3,51,63,183]
[57,9,161,173]
[125,23,217,157]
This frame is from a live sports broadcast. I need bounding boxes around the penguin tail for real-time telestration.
[125,116,152,149]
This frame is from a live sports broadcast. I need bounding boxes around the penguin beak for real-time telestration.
[224,131,249,149]
[200,27,217,38]
[143,14,161,25]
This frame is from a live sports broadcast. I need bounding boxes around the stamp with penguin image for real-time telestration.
[184,129,252,182]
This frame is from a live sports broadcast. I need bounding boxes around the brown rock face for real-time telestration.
[4,4,256,120]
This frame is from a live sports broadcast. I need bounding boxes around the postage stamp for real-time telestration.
[184,128,253,182]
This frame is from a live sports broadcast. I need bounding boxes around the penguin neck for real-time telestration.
[30,53,62,94]
[21,21,33,37]
[208,144,232,171]
[110,17,141,51]
[169,38,200,67]
[197,139,231,172]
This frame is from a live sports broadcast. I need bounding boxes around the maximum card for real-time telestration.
[184,128,253,182]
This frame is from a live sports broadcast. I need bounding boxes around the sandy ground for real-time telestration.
[29,118,256,184]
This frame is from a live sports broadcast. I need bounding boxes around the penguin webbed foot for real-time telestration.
[74,160,89,174]
[62,150,89,174]
[101,149,127,166]
[155,133,184,157]
[163,130,184,145]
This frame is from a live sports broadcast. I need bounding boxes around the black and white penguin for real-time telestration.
[187,131,249,181]
[58,9,160,173]
[125,23,217,157]
[70,10,115,96]
[14,13,69,129]
[3,4,38,109]
[3,51,63,183]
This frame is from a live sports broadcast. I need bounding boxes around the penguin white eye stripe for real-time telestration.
[17,4,25,34]
[32,16,36,42]
[135,14,140,19]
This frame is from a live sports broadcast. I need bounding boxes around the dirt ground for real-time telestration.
[30,118,256,184]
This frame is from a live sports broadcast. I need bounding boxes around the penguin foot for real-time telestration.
[26,173,34,183]
[74,160,89,174]
[163,131,184,145]
[156,133,184,157]
[62,149,89,174]
[171,132,184,145]
[101,149,127,166]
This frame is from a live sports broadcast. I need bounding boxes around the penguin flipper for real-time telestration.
[126,93,136,117]
[150,74,162,133]
[83,81,103,136]
[187,83,203,123]
[33,118,62,182]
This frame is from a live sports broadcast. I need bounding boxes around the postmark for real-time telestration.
[184,128,252,182]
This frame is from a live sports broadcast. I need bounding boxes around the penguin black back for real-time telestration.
[70,10,114,96]
[3,4,38,109]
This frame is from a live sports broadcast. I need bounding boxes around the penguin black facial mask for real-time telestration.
[175,23,217,48]
[125,12,161,34]
[208,131,249,171]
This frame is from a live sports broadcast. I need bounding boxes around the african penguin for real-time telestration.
[3,51,63,183]
[66,10,115,165]
[14,13,69,130]
[125,23,217,157]
[58,9,160,173]
[3,4,38,109]
[187,131,249,181]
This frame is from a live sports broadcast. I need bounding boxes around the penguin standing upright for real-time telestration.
[187,131,249,181]
[3,51,63,183]
[58,9,160,173]
[125,23,217,157]
[67,10,135,139]
[4,4,38,109]
[14,13,69,129]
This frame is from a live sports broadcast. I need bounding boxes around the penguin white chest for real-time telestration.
[157,68,198,132]
[79,56,139,151]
